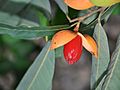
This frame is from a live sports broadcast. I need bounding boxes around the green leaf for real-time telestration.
[3,0,51,15]
[10,0,31,3]
[83,13,97,25]
[31,0,51,14]
[37,11,48,26]
[0,23,69,40]
[112,4,120,15]
[81,4,118,31]
[102,34,120,90]
[0,11,39,26]
[55,46,64,58]
[16,42,55,90]
[78,10,97,25]
[91,23,110,89]
[55,0,68,14]
[1,0,31,14]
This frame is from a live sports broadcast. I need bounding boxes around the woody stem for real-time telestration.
[66,7,106,23]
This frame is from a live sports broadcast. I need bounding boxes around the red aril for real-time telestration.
[63,35,82,64]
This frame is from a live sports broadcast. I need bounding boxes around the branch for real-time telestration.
[66,7,106,23]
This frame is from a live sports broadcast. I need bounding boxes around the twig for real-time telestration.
[70,22,78,28]
[66,7,106,23]
[73,21,81,32]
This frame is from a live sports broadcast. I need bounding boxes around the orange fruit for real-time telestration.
[64,0,94,10]
[50,30,77,50]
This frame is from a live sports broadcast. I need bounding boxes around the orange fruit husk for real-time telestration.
[50,30,77,50]
[64,0,94,10]
[84,34,98,58]
[77,33,98,58]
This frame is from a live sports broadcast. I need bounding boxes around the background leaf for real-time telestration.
[81,4,118,31]
[91,23,110,89]
[102,34,120,90]
[16,42,55,90]
[31,0,51,14]
[55,46,64,58]
[0,11,39,26]
[0,23,69,39]
[55,0,68,14]
[6,0,51,14]
[112,4,120,15]
[37,11,48,26]
[0,0,31,14]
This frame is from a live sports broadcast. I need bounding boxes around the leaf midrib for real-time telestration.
[0,26,62,32]
[104,48,120,90]
[27,47,50,90]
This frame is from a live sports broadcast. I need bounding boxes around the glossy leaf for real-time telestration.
[91,23,110,89]
[0,23,69,40]
[55,0,68,14]
[50,30,77,50]
[16,42,55,90]
[102,34,120,90]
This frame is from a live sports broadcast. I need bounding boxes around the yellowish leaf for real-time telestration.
[50,30,77,50]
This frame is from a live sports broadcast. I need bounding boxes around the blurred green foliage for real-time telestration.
[0,35,36,88]
[112,4,120,15]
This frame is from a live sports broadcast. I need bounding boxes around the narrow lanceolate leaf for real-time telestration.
[16,42,55,90]
[91,23,110,89]
[31,0,51,14]
[0,11,39,26]
[102,34,120,90]
[0,23,69,40]
[55,0,68,14]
